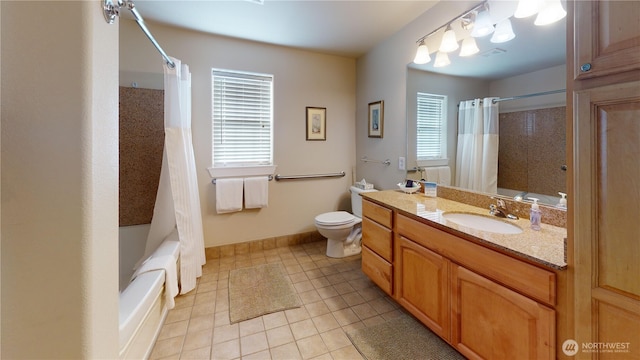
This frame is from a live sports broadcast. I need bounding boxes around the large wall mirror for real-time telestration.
[406,1,567,207]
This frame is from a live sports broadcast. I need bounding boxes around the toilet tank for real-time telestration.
[350,186,378,218]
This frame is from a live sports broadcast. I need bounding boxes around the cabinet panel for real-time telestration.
[396,236,450,341]
[596,300,640,360]
[362,199,392,228]
[361,245,392,295]
[362,217,392,261]
[451,265,555,360]
[574,82,640,356]
[596,100,640,298]
[574,1,640,79]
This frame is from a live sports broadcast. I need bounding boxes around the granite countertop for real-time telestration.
[362,190,567,270]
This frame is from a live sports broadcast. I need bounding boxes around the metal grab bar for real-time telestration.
[275,171,345,181]
[361,157,391,166]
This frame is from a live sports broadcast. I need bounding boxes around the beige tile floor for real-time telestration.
[149,240,406,360]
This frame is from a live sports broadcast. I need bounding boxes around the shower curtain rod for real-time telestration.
[492,89,566,103]
[103,0,176,69]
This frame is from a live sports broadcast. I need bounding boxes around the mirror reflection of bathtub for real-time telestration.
[497,187,562,208]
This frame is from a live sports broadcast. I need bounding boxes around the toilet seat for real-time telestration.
[315,211,355,226]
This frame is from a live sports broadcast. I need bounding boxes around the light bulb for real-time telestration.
[514,0,541,18]
[459,37,480,56]
[471,9,495,37]
[491,18,516,43]
[535,0,566,26]
[439,25,459,53]
[434,51,451,68]
[413,42,431,64]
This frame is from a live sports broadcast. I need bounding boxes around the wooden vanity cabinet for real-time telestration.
[395,213,556,359]
[361,199,557,359]
[361,199,393,295]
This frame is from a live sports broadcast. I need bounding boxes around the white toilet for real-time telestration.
[314,186,378,258]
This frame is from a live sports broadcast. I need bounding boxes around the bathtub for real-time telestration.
[119,225,180,359]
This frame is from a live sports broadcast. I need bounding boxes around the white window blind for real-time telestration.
[417,92,447,161]
[212,69,273,167]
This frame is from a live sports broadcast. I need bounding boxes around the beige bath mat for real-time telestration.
[347,312,465,360]
[228,263,302,323]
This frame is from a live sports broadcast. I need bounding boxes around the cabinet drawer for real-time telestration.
[362,217,393,261]
[363,199,392,228]
[362,246,393,296]
[397,214,556,306]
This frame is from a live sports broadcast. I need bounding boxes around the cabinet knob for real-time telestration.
[580,63,592,72]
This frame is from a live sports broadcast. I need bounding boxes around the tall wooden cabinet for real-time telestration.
[570,1,640,358]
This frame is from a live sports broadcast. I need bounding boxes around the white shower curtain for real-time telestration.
[455,97,499,194]
[144,58,205,294]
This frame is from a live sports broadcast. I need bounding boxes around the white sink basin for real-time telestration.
[442,212,523,234]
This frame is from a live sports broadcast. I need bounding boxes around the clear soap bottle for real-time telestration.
[529,198,541,231]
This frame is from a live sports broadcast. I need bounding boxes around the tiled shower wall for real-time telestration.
[119,87,164,226]
[498,106,566,196]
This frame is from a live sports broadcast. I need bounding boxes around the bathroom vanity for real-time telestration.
[361,190,567,360]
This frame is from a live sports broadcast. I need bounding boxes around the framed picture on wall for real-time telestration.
[368,100,384,138]
[306,107,326,141]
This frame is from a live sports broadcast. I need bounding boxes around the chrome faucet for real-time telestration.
[489,198,519,220]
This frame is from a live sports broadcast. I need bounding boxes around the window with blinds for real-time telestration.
[416,92,447,162]
[212,69,273,167]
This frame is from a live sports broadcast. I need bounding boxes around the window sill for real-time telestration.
[207,165,277,179]
[417,159,449,167]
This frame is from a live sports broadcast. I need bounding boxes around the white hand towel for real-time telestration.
[424,167,439,183]
[437,166,451,186]
[244,176,269,209]
[132,255,178,309]
[216,178,244,214]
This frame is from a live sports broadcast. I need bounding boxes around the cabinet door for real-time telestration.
[396,236,450,341]
[574,1,640,79]
[451,265,555,360]
[574,81,640,359]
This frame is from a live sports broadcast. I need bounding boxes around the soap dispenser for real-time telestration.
[529,198,541,231]
[557,192,567,209]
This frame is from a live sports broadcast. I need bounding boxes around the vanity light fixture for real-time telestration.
[459,37,480,57]
[471,6,495,37]
[439,24,459,53]
[413,40,431,64]
[434,51,451,68]
[534,0,566,26]
[491,18,516,43]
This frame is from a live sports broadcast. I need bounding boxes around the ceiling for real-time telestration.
[128,0,566,80]
[129,0,438,58]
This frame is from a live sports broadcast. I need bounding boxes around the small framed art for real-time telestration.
[368,100,384,138]
[306,107,326,141]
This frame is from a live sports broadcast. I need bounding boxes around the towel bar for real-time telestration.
[211,175,273,184]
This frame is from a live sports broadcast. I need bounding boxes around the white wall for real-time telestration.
[490,64,567,112]
[119,20,357,248]
[356,1,476,190]
[1,1,119,358]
